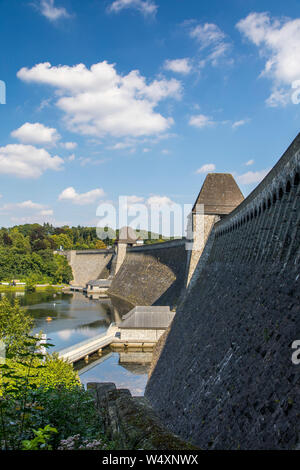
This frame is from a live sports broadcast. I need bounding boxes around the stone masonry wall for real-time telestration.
[66,250,113,286]
[108,240,188,308]
[146,133,300,450]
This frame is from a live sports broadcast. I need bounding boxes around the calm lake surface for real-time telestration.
[2,290,150,396]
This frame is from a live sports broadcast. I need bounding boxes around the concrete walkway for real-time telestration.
[58,324,119,364]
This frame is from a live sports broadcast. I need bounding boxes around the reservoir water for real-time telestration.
[2,290,150,396]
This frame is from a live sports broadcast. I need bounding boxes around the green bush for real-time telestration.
[0,380,110,450]
[1,355,80,397]
[0,298,113,450]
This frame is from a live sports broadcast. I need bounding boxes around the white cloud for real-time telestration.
[189,114,215,128]
[123,195,145,209]
[11,122,61,146]
[39,209,54,216]
[237,12,300,106]
[108,141,135,150]
[61,141,77,149]
[245,159,254,166]
[127,195,145,204]
[108,0,157,16]
[37,98,51,111]
[190,22,231,66]
[0,144,63,178]
[196,163,216,174]
[232,119,248,129]
[78,157,107,166]
[18,61,181,138]
[164,58,192,75]
[146,195,174,206]
[68,153,76,162]
[161,149,170,155]
[0,200,46,212]
[58,187,105,205]
[265,88,290,107]
[36,0,70,21]
[0,200,55,224]
[236,168,270,185]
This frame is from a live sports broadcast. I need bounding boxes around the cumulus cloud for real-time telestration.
[126,195,145,204]
[237,12,300,106]
[0,199,55,224]
[146,195,174,206]
[11,122,60,146]
[0,144,63,178]
[108,141,135,150]
[35,0,70,21]
[164,58,192,75]
[196,163,216,174]
[58,187,105,205]
[61,141,77,149]
[189,22,231,66]
[0,200,46,212]
[39,209,54,216]
[236,168,270,185]
[17,61,181,138]
[189,114,215,128]
[108,0,157,16]
[121,195,146,209]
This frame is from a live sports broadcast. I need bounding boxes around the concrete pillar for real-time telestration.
[115,242,127,275]
[186,207,217,286]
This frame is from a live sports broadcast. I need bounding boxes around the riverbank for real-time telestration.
[0,284,67,292]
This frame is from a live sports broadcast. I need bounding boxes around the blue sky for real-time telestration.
[0,0,299,228]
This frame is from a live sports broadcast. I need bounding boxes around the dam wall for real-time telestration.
[146,134,300,449]
[108,239,188,308]
[66,249,113,286]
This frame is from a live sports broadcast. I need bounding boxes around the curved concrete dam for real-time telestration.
[108,239,188,308]
[146,134,300,449]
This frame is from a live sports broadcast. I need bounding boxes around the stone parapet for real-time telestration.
[87,382,198,450]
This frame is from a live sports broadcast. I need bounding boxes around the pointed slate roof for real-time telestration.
[117,226,138,244]
[119,306,175,329]
[192,173,244,215]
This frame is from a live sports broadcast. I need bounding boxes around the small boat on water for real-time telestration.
[46,317,53,322]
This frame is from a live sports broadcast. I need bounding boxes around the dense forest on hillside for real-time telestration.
[0,224,169,283]
[0,224,75,283]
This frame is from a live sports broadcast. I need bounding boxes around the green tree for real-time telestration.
[0,298,33,356]
[50,234,73,251]
[53,254,73,284]
[10,228,31,254]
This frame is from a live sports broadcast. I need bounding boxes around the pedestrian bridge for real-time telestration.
[58,323,119,364]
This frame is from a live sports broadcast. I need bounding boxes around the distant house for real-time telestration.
[85,279,112,296]
[119,306,175,342]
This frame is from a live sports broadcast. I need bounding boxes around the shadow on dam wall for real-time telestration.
[108,239,188,308]
[146,133,300,450]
